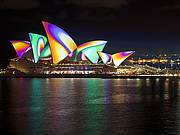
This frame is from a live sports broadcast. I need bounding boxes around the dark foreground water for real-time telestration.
[0,78,180,135]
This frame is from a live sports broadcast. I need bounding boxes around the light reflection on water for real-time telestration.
[0,78,180,135]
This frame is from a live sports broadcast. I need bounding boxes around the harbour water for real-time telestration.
[0,78,180,135]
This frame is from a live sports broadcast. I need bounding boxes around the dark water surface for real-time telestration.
[0,78,180,135]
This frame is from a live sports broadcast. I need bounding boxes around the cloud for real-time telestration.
[67,0,128,8]
[161,5,180,11]
[0,0,39,9]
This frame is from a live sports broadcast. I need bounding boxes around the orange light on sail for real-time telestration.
[112,51,135,67]
[42,21,77,64]
[10,40,31,58]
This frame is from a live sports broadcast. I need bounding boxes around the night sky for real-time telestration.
[1,0,180,66]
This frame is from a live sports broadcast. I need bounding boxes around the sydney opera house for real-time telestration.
[9,21,135,75]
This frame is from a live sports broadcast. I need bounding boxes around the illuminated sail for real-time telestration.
[77,41,107,52]
[75,40,107,63]
[10,40,31,58]
[40,44,51,58]
[112,51,135,67]
[81,53,87,60]
[98,52,112,64]
[29,33,48,63]
[82,45,105,63]
[10,20,135,67]
[68,52,74,58]
[42,21,77,64]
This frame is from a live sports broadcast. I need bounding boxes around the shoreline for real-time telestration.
[1,74,180,79]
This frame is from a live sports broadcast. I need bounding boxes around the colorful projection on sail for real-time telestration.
[75,40,107,63]
[112,51,135,67]
[10,41,31,58]
[10,20,135,66]
[98,51,135,67]
[98,52,112,64]
[42,21,77,64]
[40,45,51,58]
[81,53,87,61]
[29,33,48,63]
